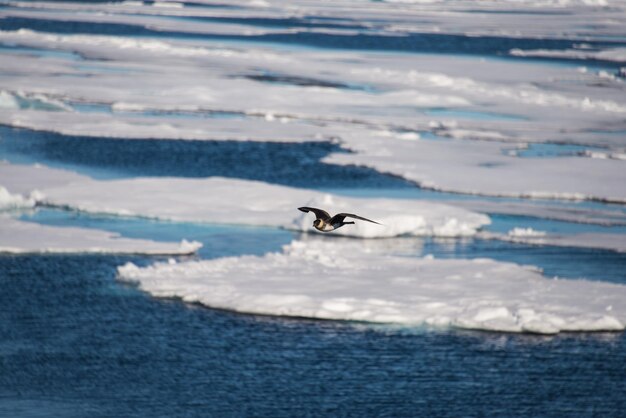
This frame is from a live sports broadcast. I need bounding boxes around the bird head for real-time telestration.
[313,219,321,228]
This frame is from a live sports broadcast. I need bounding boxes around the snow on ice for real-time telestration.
[0,216,201,255]
[117,237,626,334]
[20,170,490,239]
[0,22,624,201]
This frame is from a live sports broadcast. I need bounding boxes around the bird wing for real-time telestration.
[330,213,382,225]
[298,206,331,221]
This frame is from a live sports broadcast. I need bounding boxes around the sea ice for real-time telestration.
[0,216,201,255]
[4,162,625,251]
[1,23,624,203]
[510,47,626,63]
[34,174,490,238]
[507,228,547,238]
[446,199,626,227]
[324,134,626,203]
[0,163,489,238]
[0,186,35,211]
[117,237,626,334]
[0,162,88,195]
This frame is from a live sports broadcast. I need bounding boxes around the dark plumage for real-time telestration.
[298,206,381,232]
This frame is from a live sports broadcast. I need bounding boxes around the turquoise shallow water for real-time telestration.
[18,208,626,284]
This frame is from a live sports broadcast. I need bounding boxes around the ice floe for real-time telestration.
[0,162,88,195]
[7,0,622,41]
[0,216,201,255]
[34,175,489,239]
[510,47,626,63]
[1,27,624,148]
[446,199,626,226]
[0,163,489,238]
[0,3,624,241]
[325,134,626,203]
[4,162,626,252]
[117,238,626,334]
[0,186,35,211]
[1,19,624,204]
[0,89,71,112]
[507,227,547,238]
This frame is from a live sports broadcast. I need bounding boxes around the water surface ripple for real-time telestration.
[1,255,625,417]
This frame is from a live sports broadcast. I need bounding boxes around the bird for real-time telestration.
[298,206,382,232]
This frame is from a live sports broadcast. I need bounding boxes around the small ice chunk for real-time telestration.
[507,227,547,237]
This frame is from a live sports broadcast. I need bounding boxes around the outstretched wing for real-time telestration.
[330,213,382,225]
[298,207,331,222]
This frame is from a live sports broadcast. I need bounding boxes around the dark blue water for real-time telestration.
[0,126,413,188]
[1,255,625,418]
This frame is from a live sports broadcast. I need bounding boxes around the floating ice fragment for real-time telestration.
[1,164,488,239]
[0,187,35,211]
[0,216,201,255]
[507,228,547,238]
[116,238,626,334]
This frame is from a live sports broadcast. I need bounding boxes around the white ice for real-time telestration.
[117,237,626,334]
[0,20,624,201]
[0,164,202,254]
[0,162,87,195]
[0,216,201,255]
[445,199,626,227]
[0,163,489,238]
[7,0,624,40]
[324,134,626,203]
[4,162,625,251]
[508,228,547,238]
[1,166,488,238]
[510,47,626,63]
[0,186,35,211]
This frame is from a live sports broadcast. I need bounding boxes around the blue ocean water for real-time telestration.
[0,126,414,187]
[1,1,626,416]
[1,255,625,418]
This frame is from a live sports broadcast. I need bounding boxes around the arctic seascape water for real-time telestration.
[1,0,626,416]
[2,255,626,417]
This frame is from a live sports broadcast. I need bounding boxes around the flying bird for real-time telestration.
[298,206,382,232]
